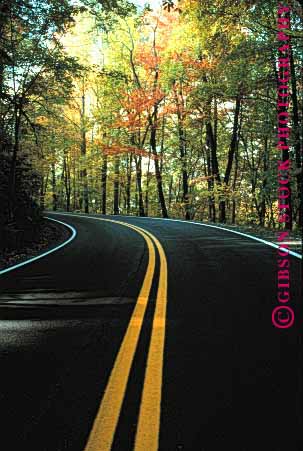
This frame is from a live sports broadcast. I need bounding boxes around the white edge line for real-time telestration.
[146,217,302,260]
[0,216,77,276]
[51,212,302,261]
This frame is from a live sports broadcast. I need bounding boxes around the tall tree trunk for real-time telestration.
[134,155,145,216]
[131,132,145,217]
[149,29,168,218]
[66,190,70,212]
[135,183,138,215]
[159,112,165,174]
[126,153,132,215]
[150,107,168,218]
[259,138,268,227]
[101,154,107,215]
[145,151,151,216]
[40,175,47,212]
[63,155,71,212]
[178,119,190,220]
[201,123,215,222]
[51,160,57,211]
[231,141,239,224]
[174,84,190,220]
[72,157,77,210]
[168,176,173,210]
[80,90,89,214]
[219,94,241,223]
[113,155,120,215]
[206,119,220,222]
[8,103,21,221]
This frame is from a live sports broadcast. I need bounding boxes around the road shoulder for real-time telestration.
[0,217,71,272]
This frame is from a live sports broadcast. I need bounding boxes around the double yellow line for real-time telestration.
[84,218,168,451]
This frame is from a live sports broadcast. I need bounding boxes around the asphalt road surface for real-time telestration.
[0,212,302,451]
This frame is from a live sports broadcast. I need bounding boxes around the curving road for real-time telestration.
[0,212,302,451]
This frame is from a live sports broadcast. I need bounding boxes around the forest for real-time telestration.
[0,0,302,250]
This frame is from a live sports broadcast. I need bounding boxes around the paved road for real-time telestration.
[0,213,302,451]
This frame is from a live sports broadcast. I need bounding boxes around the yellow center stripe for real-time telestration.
[134,230,168,451]
[84,219,156,451]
